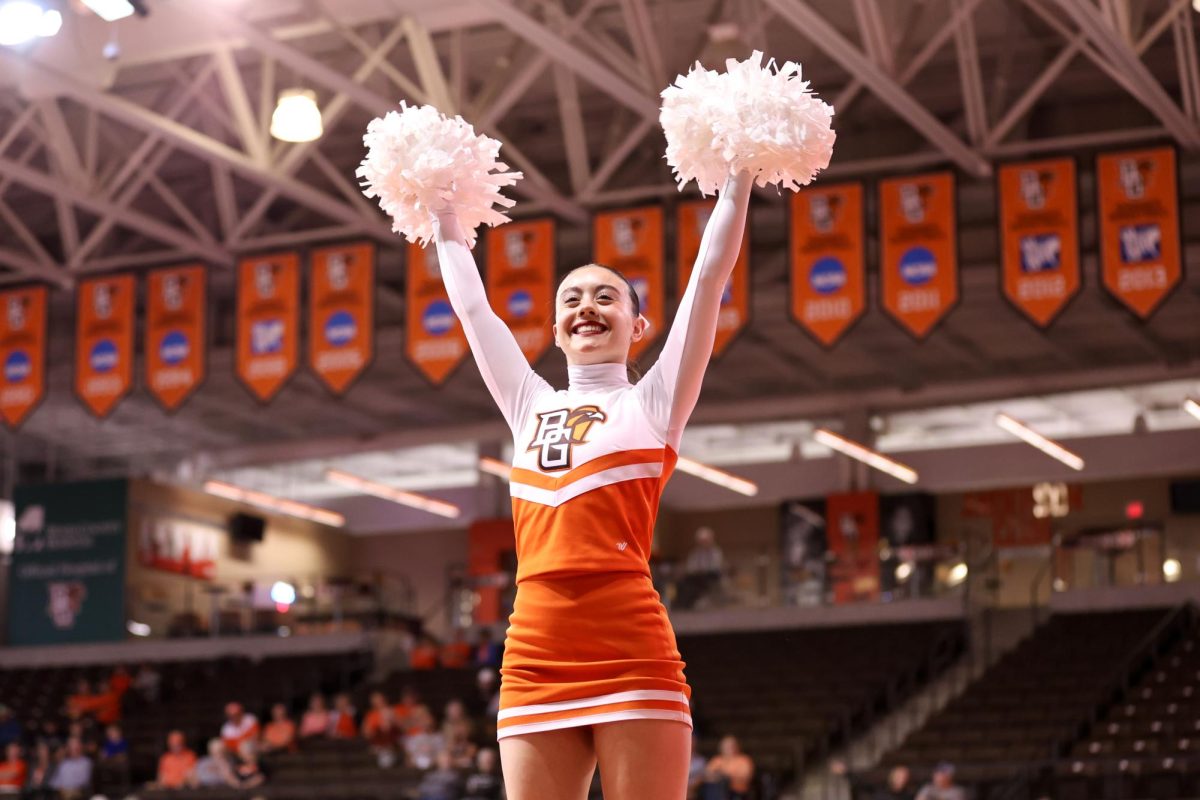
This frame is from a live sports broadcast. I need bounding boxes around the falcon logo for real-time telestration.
[527,405,607,471]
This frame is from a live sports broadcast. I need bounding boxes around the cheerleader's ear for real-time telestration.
[631,314,650,342]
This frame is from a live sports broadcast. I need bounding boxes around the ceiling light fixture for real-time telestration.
[813,428,919,485]
[1184,398,1200,423]
[0,2,62,46]
[478,456,513,480]
[675,456,758,496]
[203,480,345,527]
[270,88,323,142]
[994,412,1084,471]
[326,469,461,519]
[79,0,135,21]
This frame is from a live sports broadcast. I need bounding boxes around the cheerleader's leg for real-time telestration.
[498,725,597,800]
[593,717,692,800]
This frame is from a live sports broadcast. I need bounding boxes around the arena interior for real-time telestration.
[0,0,1199,798]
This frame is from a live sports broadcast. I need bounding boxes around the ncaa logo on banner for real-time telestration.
[159,331,190,366]
[5,351,31,382]
[324,311,357,346]
[899,247,937,286]
[809,258,847,295]
[1020,235,1062,273]
[422,300,455,336]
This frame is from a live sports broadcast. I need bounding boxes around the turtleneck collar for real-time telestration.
[567,362,631,392]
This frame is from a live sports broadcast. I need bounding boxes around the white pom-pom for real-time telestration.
[660,51,836,194]
[357,102,523,247]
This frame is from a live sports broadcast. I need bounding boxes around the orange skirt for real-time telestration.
[497,572,692,739]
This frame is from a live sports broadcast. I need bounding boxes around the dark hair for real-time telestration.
[557,264,643,380]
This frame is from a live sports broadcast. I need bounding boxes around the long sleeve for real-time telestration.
[638,171,753,446]
[432,211,547,432]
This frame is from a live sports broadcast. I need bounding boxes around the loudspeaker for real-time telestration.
[229,512,266,543]
[1169,479,1200,515]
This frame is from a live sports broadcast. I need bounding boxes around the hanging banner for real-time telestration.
[407,242,468,386]
[486,219,554,365]
[309,242,375,394]
[1096,146,1182,319]
[677,200,749,358]
[145,265,206,412]
[780,499,827,608]
[0,285,47,430]
[789,183,866,347]
[138,513,219,581]
[8,478,128,645]
[998,158,1081,328]
[75,274,135,419]
[879,172,959,339]
[236,252,300,403]
[826,491,880,604]
[592,206,664,361]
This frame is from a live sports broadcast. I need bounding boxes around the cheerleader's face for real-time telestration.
[553,265,647,365]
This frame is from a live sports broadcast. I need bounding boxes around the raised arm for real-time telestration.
[432,211,544,431]
[640,171,753,444]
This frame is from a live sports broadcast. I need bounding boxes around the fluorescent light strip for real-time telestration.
[478,456,513,480]
[813,429,919,485]
[326,469,461,519]
[1185,398,1200,423]
[994,412,1084,471]
[675,457,758,496]
[80,0,135,21]
[203,480,345,527]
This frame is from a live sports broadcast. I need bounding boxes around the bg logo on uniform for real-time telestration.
[527,405,607,471]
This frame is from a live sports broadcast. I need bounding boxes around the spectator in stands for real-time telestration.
[410,635,440,670]
[441,699,474,743]
[36,721,63,755]
[100,725,128,762]
[472,628,503,670]
[233,742,266,789]
[189,739,236,789]
[329,693,358,739]
[680,526,725,609]
[416,749,463,800]
[916,763,965,800]
[440,630,473,668]
[65,680,93,721]
[220,702,260,754]
[445,726,477,770]
[362,692,392,739]
[90,679,122,726]
[153,731,196,790]
[473,669,500,719]
[260,703,297,753]
[26,742,53,799]
[0,743,26,790]
[64,722,97,758]
[703,735,754,800]
[365,706,403,768]
[48,737,92,800]
[404,707,445,770]
[109,666,132,698]
[462,747,503,800]
[875,765,915,800]
[0,707,19,748]
[133,663,161,704]
[394,687,430,734]
[299,694,331,739]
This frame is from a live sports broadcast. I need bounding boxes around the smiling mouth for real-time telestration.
[572,323,608,336]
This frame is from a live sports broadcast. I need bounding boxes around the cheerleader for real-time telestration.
[359,52,834,800]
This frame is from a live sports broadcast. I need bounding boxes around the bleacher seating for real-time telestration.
[679,620,966,782]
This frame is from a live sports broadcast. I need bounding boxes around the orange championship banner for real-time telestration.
[236,252,300,403]
[592,206,664,361]
[789,183,866,347]
[309,242,375,394]
[75,274,135,419]
[879,172,959,339]
[407,242,468,386]
[677,200,749,358]
[0,285,47,429]
[486,219,555,365]
[145,265,206,412]
[998,158,1081,328]
[1096,146,1183,319]
[826,491,881,605]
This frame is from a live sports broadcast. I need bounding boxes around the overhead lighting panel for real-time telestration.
[325,469,461,519]
[813,428,919,485]
[478,456,513,480]
[994,412,1084,471]
[0,2,62,46]
[203,480,345,527]
[1184,398,1200,423]
[79,0,136,21]
[675,456,758,496]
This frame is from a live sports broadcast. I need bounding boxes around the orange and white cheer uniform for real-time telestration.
[433,172,752,740]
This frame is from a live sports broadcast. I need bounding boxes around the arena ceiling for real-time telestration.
[0,0,1197,521]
